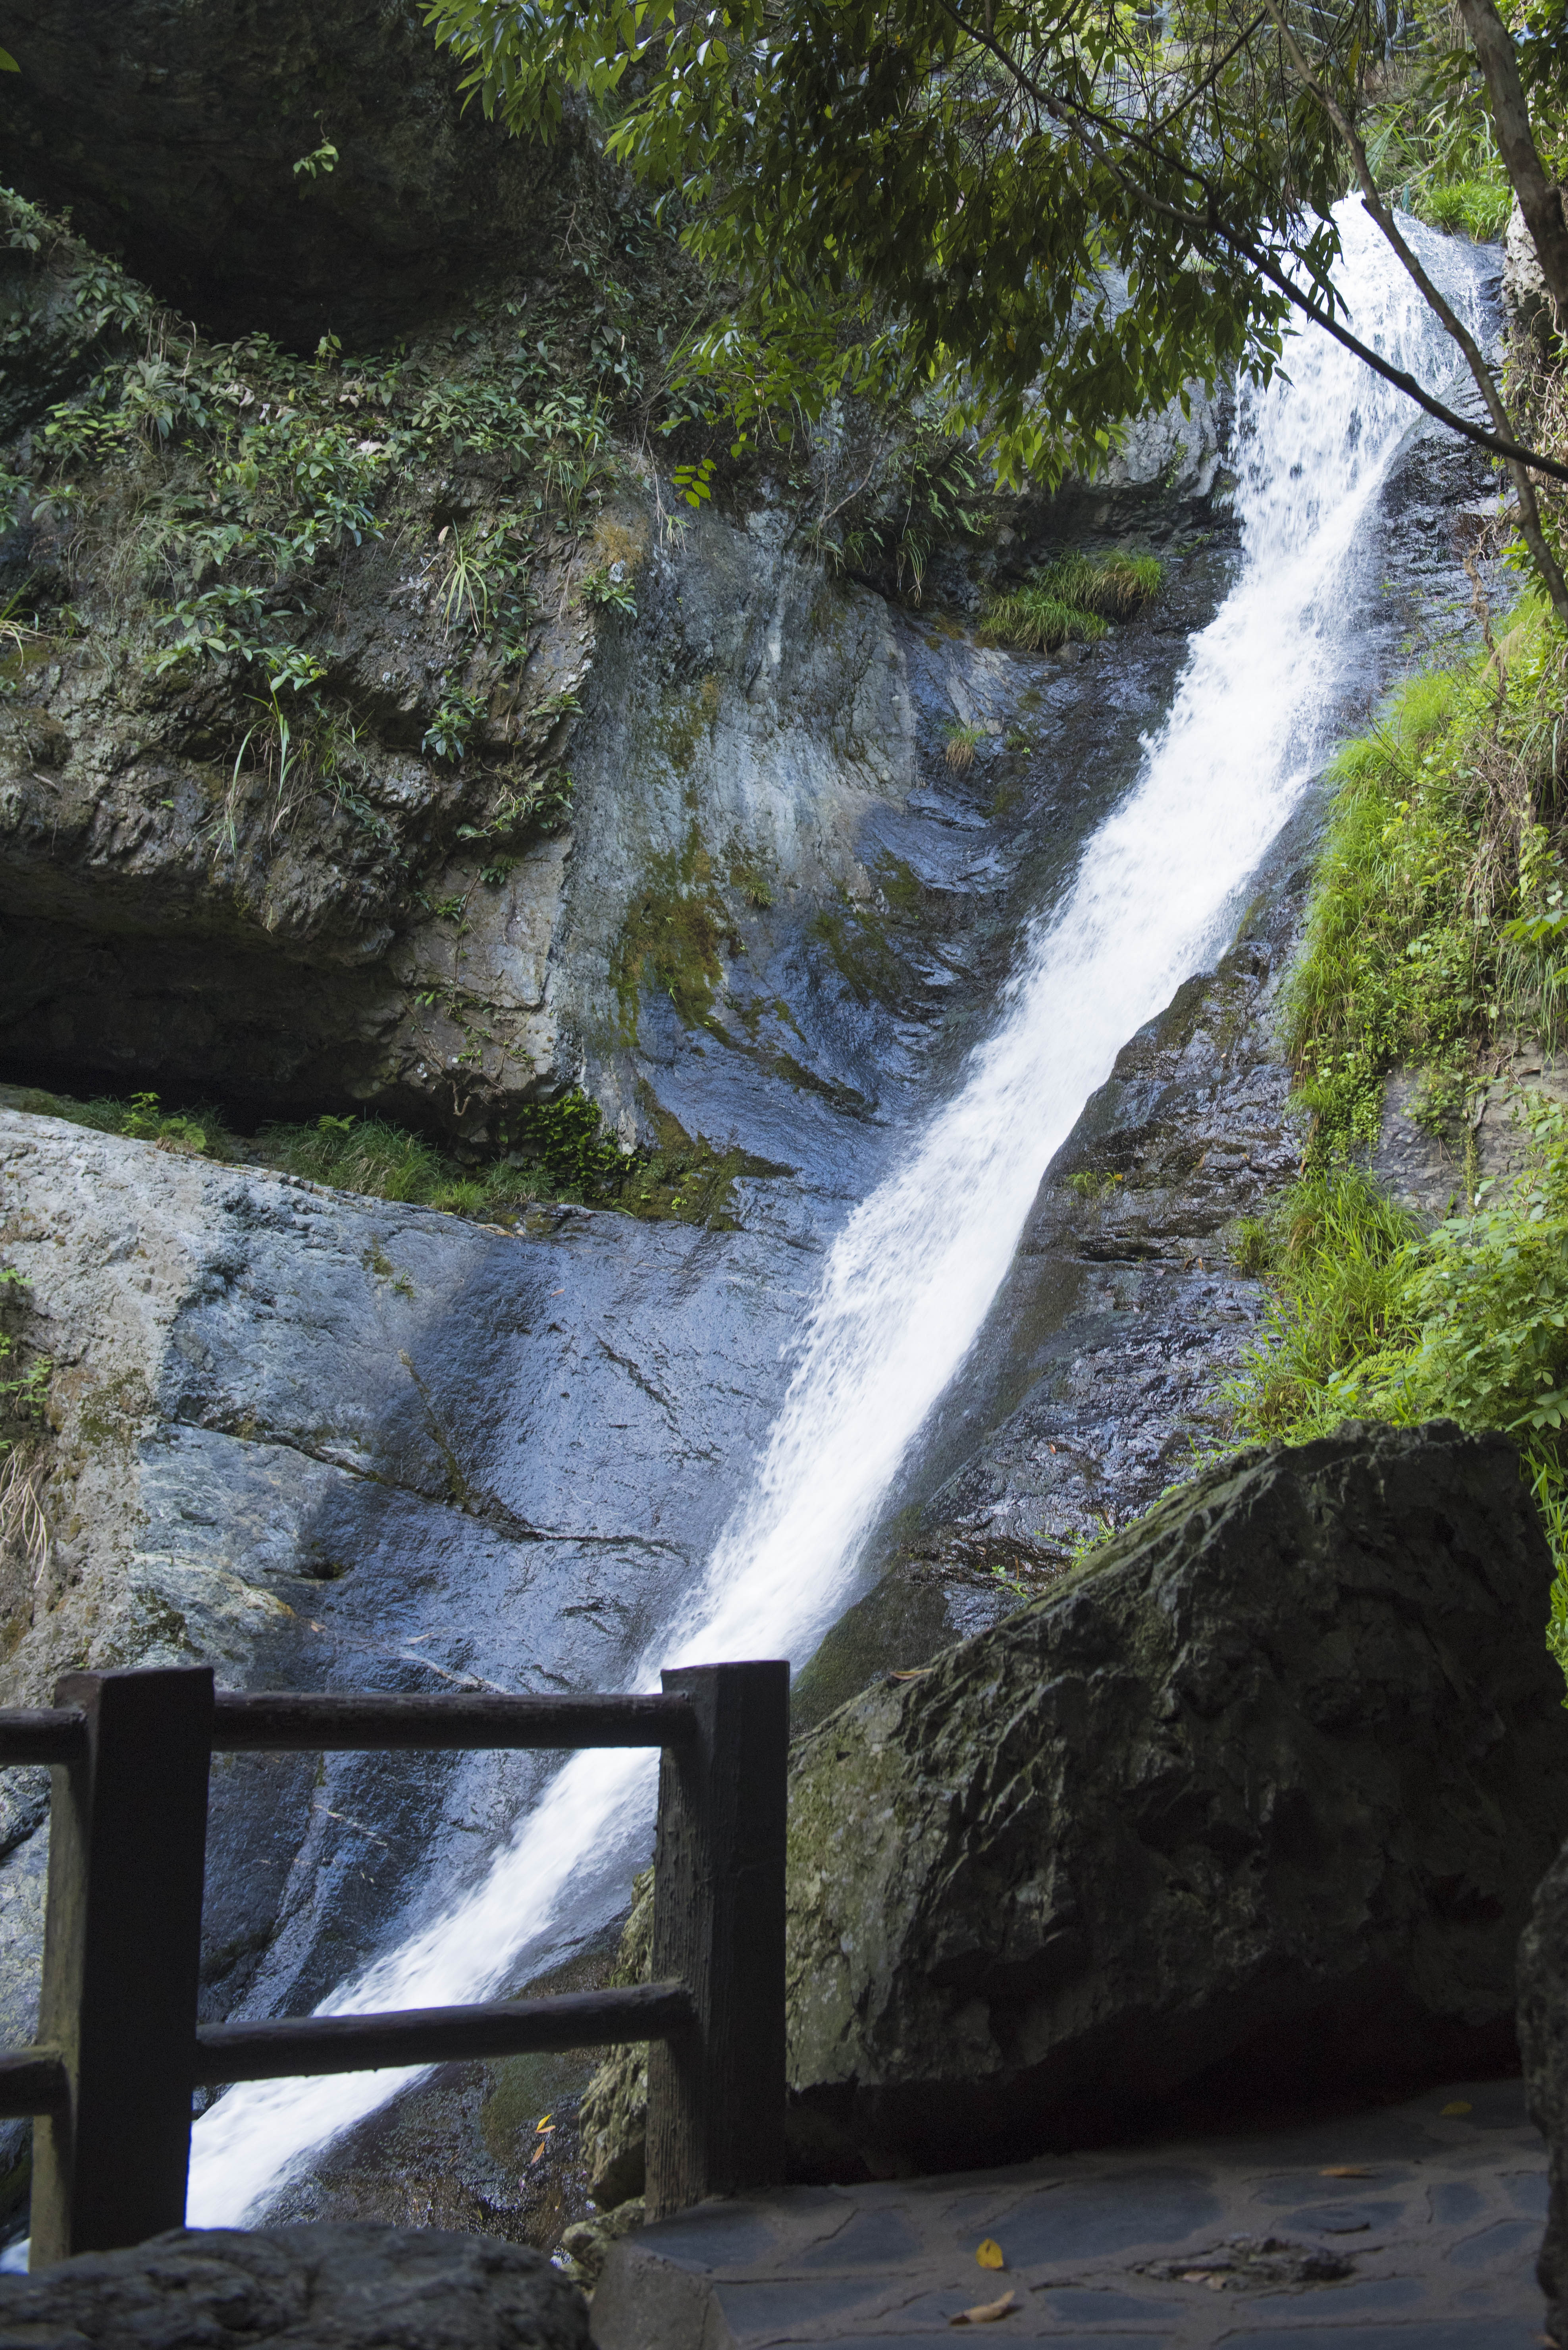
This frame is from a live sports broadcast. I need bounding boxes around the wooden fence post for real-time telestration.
[30,1666,214,2267]
[644,1659,788,2219]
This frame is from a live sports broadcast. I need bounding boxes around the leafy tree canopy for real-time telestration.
[426,0,1568,511]
[424,0,1370,480]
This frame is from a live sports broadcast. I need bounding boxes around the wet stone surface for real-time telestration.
[590,2079,1549,2348]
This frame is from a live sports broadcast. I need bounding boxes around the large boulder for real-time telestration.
[0,1,573,346]
[0,2225,589,2348]
[588,1420,1568,2194]
[1519,1837,1568,2340]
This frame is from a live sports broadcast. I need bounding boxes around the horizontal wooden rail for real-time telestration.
[0,2049,66,2119]
[0,1986,696,2112]
[194,1981,697,2084]
[0,1711,85,1766]
[0,1659,788,2267]
[0,1690,699,1765]
[210,1690,698,1750]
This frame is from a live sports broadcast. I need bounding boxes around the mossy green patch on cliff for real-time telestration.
[807,904,911,1010]
[656,673,721,774]
[611,827,734,1039]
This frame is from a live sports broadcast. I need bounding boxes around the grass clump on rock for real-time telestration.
[5,1081,757,1228]
[982,551,1163,653]
[1223,1114,1568,1653]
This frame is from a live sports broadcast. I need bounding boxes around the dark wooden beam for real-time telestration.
[0,2048,67,2119]
[30,1666,215,2268]
[210,1690,699,1752]
[645,1660,789,2219]
[193,1981,697,2084]
[0,1711,85,1766]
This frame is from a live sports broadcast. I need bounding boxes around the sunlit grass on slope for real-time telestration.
[1283,591,1568,1159]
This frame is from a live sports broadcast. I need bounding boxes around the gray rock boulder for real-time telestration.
[0,2224,589,2349]
[1519,1837,1568,2340]
[787,1419,1565,2175]
[1505,193,1564,342]
[588,1421,1568,2193]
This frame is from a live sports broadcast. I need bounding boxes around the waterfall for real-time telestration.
[184,202,1490,2225]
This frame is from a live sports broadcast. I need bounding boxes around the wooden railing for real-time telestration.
[0,1658,788,2271]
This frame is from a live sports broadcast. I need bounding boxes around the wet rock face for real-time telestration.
[1519,1837,1568,2341]
[782,1421,1566,2180]
[0,2224,589,2350]
[0,1107,805,2078]
[0,2,567,348]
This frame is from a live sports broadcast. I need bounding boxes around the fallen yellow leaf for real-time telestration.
[975,2239,1005,2270]
[536,2115,555,2133]
[951,2291,1016,2326]
[1320,2166,1372,2178]
[1441,2100,1474,2118]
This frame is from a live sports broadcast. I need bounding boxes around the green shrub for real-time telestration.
[14,1086,237,1157]
[1284,596,1568,1163]
[981,550,1161,652]
[1412,175,1513,243]
[982,590,1107,654]
[1225,1108,1568,1664]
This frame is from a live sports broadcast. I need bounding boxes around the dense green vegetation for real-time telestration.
[0,177,686,869]
[426,0,1568,547]
[1283,595,1566,1163]
[1221,598,1568,1658]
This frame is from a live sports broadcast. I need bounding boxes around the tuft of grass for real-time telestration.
[1415,177,1513,242]
[982,591,1106,654]
[1283,593,1568,1164]
[980,550,1162,653]
[943,721,987,770]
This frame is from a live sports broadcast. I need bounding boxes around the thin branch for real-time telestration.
[1261,0,1568,621]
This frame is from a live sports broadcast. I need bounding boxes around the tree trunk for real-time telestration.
[1454,0,1568,320]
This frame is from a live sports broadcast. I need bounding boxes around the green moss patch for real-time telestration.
[611,829,735,1039]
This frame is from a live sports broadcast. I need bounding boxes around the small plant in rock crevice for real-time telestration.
[0,1263,51,1582]
[943,721,986,771]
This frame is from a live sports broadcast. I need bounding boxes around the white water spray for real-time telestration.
[186,204,1487,2224]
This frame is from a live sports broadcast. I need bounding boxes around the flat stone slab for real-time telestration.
[591,2079,1548,2348]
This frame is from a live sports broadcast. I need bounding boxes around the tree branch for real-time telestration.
[1260,0,1568,625]
[925,0,1568,494]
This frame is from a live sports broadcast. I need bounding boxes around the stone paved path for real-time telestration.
[590,2079,1551,2348]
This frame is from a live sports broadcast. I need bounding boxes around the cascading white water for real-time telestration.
[185,201,1489,2225]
